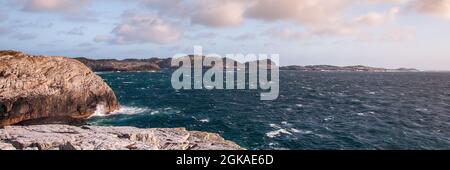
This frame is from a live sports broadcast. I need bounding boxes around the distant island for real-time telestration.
[280,65,420,72]
[75,56,420,73]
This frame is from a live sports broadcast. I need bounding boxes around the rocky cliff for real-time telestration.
[0,51,119,126]
[0,124,244,150]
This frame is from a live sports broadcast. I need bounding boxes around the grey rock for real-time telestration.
[0,141,16,150]
[0,125,244,150]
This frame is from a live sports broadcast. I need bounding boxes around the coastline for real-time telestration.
[0,124,244,150]
[0,50,244,150]
[74,56,421,73]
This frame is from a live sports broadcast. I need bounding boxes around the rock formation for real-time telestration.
[0,124,244,150]
[0,51,119,126]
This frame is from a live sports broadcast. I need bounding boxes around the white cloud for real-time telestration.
[410,0,450,19]
[18,0,92,13]
[95,12,182,45]
[14,0,96,22]
[138,0,246,27]
[191,0,246,27]
[133,0,404,39]
[366,0,411,4]
[353,7,400,26]
[247,0,407,36]
[246,0,354,26]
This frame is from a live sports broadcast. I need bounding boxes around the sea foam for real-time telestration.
[91,105,151,117]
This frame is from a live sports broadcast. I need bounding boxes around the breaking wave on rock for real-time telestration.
[91,105,151,117]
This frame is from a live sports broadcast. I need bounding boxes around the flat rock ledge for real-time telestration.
[0,124,244,150]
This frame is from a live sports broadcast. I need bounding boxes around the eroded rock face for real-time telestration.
[0,125,244,150]
[0,51,119,126]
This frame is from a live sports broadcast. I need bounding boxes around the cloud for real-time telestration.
[410,0,450,19]
[366,0,411,4]
[246,0,354,26]
[18,0,92,14]
[246,0,403,37]
[381,27,416,41]
[15,0,96,22]
[353,7,400,26]
[191,0,246,27]
[10,32,37,40]
[262,6,403,41]
[139,0,246,28]
[133,0,412,35]
[95,12,182,45]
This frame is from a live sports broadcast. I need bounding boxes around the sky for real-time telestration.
[1,0,450,70]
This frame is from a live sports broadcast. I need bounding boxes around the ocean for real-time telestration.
[89,70,450,150]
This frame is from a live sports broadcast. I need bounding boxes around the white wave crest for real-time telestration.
[92,104,107,117]
[267,122,313,138]
[199,118,210,123]
[112,106,151,115]
[266,129,292,138]
[90,105,151,117]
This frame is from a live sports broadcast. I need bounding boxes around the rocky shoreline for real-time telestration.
[0,50,243,150]
[0,124,243,150]
[74,56,419,73]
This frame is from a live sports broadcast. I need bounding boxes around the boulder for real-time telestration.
[0,51,119,126]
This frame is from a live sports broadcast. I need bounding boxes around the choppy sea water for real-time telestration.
[89,71,450,150]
